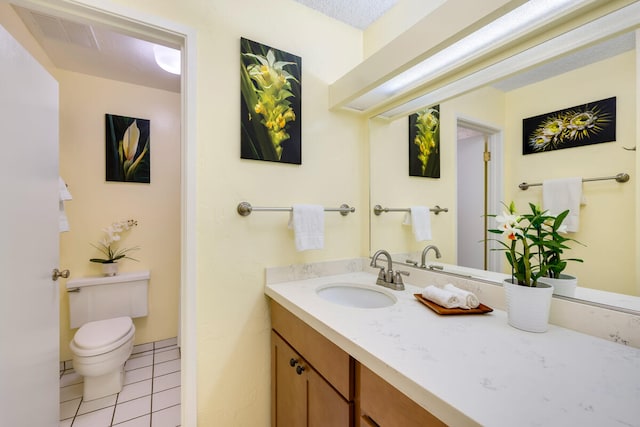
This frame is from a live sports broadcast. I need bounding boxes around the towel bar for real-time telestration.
[237,202,355,216]
[373,205,448,216]
[518,172,630,190]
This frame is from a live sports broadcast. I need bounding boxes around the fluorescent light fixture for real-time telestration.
[378,1,640,119]
[346,0,591,112]
[153,44,181,75]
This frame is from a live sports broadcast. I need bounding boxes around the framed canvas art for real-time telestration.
[409,106,440,178]
[523,97,616,155]
[105,114,150,183]
[240,37,302,164]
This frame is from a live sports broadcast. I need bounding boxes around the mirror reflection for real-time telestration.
[369,28,638,311]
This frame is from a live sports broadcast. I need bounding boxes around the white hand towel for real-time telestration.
[59,176,72,201]
[421,285,460,309]
[542,177,582,232]
[59,177,72,233]
[402,206,432,241]
[443,283,480,309]
[288,204,325,251]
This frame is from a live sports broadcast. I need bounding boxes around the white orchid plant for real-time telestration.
[489,202,582,286]
[90,219,139,264]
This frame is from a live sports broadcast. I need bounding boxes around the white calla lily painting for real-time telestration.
[106,114,151,183]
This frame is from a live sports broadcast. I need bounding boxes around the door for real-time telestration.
[456,119,503,273]
[0,24,60,426]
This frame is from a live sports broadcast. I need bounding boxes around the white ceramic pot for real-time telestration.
[102,262,119,277]
[538,274,577,297]
[503,279,554,333]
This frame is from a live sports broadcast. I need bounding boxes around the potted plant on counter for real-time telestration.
[489,202,582,332]
[90,219,139,276]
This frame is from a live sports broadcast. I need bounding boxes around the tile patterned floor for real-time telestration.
[59,338,181,427]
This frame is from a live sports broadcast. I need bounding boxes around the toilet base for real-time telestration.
[82,365,125,401]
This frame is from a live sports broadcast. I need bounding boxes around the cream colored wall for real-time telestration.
[91,0,366,425]
[369,86,505,262]
[58,71,181,360]
[506,51,636,295]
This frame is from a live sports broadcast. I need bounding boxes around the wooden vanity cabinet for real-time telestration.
[270,301,354,427]
[356,363,447,427]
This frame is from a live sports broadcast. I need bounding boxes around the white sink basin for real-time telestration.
[316,283,397,308]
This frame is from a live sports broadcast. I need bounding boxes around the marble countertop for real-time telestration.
[266,271,640,427]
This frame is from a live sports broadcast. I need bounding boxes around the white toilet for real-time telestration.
[66,270,149,401]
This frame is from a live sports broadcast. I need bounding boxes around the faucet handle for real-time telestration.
[393,270,409,288]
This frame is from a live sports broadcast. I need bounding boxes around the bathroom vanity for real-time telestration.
[265,260,640,427]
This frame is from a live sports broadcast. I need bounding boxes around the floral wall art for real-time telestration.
[105,114,151,183]
[240,37,302,164]
[409,105,440,178]
[522,97,616,155]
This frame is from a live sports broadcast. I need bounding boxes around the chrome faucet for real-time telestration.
[420,244,441,268]
[370,249,409,290]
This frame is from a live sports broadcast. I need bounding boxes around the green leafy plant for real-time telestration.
[90,219,139,264]
[489,202,583,286]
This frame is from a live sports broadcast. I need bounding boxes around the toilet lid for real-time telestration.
[73,316,134,353]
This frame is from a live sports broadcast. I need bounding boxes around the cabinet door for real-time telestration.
[308,367,352,427]
[357,363,446,427]
[272,331,353,427]
[272,332,306,427]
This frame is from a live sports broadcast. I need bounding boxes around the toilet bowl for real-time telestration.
[70,316,135,401]
[66,271,149,401]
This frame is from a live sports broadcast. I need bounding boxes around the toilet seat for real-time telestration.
[71,316,134,357]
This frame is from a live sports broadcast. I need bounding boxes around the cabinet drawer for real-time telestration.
[357,363,446,427]
[270,300,354,400]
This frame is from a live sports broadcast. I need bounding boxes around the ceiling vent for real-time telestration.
[29,11,99,50]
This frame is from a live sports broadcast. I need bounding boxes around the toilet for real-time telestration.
[66,270,149,401]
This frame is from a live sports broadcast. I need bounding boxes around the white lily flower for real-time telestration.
[122,121,140,162]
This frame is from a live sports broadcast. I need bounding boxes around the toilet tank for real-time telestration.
[66,271,150,329]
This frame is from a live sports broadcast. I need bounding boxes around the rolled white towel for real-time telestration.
[421,285,460,309]
[444,283,480,309]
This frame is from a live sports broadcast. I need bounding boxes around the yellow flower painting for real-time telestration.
[409,106,440,178]
[241,38,301,164]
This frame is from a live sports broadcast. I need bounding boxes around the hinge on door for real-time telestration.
[483,150,491,162]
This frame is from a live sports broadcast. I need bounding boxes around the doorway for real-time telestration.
[456,117,503,273]
[7,1,197,425]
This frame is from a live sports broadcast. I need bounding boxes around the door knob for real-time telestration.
[52,268,70,281]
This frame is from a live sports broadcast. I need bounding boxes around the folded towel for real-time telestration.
[421,285,460,309]
[288,204,324,251]
[59,176,72,201]
[542,177,582,232]
[402,206,432,241]
[59,177,72,233]
[443,283,480,309]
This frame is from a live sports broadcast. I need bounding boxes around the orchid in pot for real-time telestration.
[90,219,139,276]
[490,202,582,286]
[489,202,583,332]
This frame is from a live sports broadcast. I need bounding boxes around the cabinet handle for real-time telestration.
[296,365,305,375]
[289,358,298,367]
[362,415,381,427]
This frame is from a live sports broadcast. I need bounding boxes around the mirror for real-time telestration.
[369,7,639,313]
